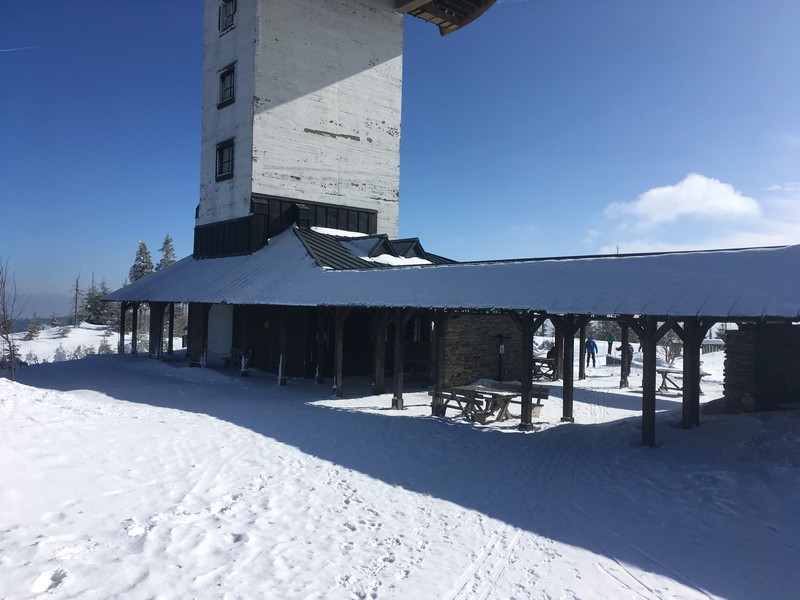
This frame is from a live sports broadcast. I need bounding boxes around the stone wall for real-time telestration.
[724,324,800,411]
[441,313,523,387]
[723,328,758,412]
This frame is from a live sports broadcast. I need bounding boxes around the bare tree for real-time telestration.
[658,327,682,364]
[0,257,26,381]
[72,274,81,327]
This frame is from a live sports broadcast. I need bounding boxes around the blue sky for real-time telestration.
[3,1,800,316]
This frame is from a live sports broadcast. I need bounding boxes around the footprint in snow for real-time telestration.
[31,569,67,593]
[122,518,147,537]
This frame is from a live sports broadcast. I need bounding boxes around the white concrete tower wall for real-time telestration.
[252,0,402,237]
[198,0,403,237]
[199,0,257,226]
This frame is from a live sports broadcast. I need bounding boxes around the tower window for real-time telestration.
[216,139,235,181]
[219,0,236,32]
[218,63,235,108]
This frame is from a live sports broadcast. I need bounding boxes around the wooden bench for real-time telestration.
[492,383,549,420]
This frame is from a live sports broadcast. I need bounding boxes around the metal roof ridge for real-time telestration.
[450,244,796,267]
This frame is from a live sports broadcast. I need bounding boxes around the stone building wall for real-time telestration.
[723,328,758,412]
[724,324,800,411]
[441,313,523,388]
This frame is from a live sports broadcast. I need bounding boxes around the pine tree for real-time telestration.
[82,276,118,326]
[2,341,20,368]
[129,241,154,282]
[50,311,60,328]
[24,312,42,340]
[0,257,24,380]
[82,275,104,325]
[98,333,114,354]
[156,234,177,271]
[98,279,117,326]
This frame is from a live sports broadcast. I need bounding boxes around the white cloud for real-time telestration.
[604,173,760,228]
[764,182,800,193]
[784,134,800,148]
[594,174,800,254]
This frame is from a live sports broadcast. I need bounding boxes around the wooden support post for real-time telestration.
[131,302,139,355]
[552,318,563,380]
[167,302,175,355]
[118,301,127,354]
[675,319,695,428]
[693,320,715,425]
[316,308,326,384]
[148,302,166,359]
[371,309,388,394]
[278,306,288,386]
[391,309,413,410]
[674,318,715,428]
[620,321,630,388]
[392,311,405,409]
[333,307,350,397]
[641,316,658,447]
[431,311,449,416]
[578,321,587,380]
[509,313,546,430]
[520,313,534,430]
[561,315,576,422]
[187,303,210,367]
[687,324,702,427]
[240,305,249,377]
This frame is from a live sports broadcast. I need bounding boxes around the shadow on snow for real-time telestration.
[14,354,785,599]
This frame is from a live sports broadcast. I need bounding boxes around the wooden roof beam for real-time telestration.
[395,0,431,12]
[397,0,496,35]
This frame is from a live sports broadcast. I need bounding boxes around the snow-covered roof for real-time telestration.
[105,227,800,319]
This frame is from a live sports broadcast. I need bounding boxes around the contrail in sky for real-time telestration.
[0,46,36,53]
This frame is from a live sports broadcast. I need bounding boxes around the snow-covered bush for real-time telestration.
[53,345,68,362]
[70,345,96,360]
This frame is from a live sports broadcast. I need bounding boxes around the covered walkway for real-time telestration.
[106,227,800,446]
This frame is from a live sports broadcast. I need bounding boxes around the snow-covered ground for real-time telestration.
[1,338,799,599]
[10,323,119,365]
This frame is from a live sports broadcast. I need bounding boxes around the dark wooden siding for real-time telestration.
[194,195,378,259]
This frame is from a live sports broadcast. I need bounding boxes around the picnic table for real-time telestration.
[432,383,549,424]
[532,357,556,380]
[657,367,709,394]
[434,385,520,424]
